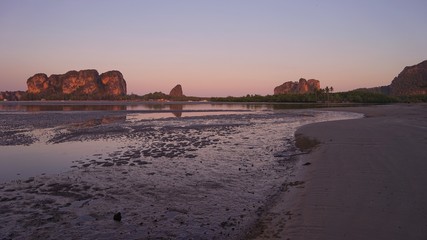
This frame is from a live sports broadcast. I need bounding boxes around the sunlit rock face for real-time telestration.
[390,60,427,96]
[27,73,49,94]
[26,70,127,97]
[100,71,127,96]
[169,84,184,97]
[274,78,320,95]
[307,79,321,92]
[47,74,63,93]
[61,70,101,95]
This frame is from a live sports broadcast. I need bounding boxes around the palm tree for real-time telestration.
[325,86,330,104]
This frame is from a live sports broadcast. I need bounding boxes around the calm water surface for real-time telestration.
[0,101,362,182]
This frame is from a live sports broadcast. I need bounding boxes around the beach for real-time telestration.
[251,104,427,239]
[0,103,360,239]
[1,103,426,239]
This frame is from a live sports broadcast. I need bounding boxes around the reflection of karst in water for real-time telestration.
[72,115,127,128]
[169,104,183,117]
[8,104,127,112]
[0,109,363,240]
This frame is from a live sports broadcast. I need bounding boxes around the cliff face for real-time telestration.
[27,73,49,94]
[169,84,184,97]
[27,69,127,97]
[101,71,127,96]
[390,60,427,96]
[274,78,320,95]
[61,70,100,95]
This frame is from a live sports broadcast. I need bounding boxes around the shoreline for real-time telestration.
[4,103,424,239]
[250,103,427,239]
[0,107,360,239]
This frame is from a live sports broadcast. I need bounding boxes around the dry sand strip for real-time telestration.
[250,104,427,240]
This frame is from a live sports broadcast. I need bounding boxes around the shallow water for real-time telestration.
[0,102,363,239]
[0,102,362,182]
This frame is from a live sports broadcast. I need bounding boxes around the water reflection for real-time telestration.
[72,115,127,128]
[0,109,363,182]
[169,104,183,117]
[0,102,254,119]
[0,103,126,112]
[0,101,359,119]
[0,101,345,113]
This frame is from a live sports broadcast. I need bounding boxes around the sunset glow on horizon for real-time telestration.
[1,0,426,97]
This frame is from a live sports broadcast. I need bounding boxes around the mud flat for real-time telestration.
[0,108,360,239]
[251,104,427,240]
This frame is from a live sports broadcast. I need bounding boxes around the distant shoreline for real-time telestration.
[0,99,376,107]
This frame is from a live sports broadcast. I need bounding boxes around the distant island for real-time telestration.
[213,60,427,103]
[274,78,320,95]
[1,60,426,103]
[0,70,127,101]
[27,70,127,98]
[0,70,195,101]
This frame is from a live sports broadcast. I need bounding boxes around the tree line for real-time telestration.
[211,87,427,103]
[8,88,427,103]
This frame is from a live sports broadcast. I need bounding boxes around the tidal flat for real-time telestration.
[0,102,361,239]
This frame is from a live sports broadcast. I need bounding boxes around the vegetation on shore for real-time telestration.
[22,91,206,102]
[4,88,427,103]
[211,89,427,104]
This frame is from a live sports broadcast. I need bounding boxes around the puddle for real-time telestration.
[0,106,362,239]
[0,109,362,182]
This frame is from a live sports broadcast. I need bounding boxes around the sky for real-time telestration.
[1,0,426,97]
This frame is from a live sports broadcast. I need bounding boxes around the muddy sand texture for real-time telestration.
[251,104,427,240]
[0,110,361,239]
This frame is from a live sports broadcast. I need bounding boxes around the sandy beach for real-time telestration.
[251,104,427,239]
[1,103,426,239]
[0,104,361,239]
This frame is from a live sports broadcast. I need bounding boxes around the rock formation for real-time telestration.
[274,78,320,95]
[169,84,184,97]
[27,73,49,94]
[100,71,127,96]
[389,60,427,96]
[60,70,100,95]
[356,60,427,96]
[26,69,127,97]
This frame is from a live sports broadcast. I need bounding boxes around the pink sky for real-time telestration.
[1,1,426,97]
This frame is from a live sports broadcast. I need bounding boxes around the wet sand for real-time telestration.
[0,108,360,239]
[251,104,427,239]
